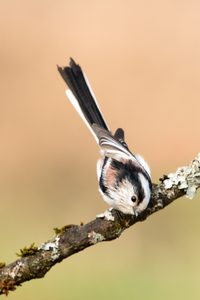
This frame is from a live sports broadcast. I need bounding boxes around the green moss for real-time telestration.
[53,224,76,235]
[16,243,38,257]
[53,227,62,235]
[0,262,6,268]
[0,279,16,295]
[114,222,123,235]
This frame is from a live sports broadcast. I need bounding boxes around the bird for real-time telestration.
[57,58,152,216]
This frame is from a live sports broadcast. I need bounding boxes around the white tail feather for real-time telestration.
[66,89,99,143]
[83,72,109,131]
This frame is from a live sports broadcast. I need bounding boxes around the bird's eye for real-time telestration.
[131,195,137,203]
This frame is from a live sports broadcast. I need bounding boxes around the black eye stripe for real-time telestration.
[110,159,146,203]
[135,183,145,204]
[99,157,108,194]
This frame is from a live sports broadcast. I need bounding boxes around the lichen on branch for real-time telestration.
[0,153,200,295]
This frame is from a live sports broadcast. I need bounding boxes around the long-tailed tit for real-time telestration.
[57,58,152,215]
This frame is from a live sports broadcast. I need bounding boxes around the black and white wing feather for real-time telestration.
[57,58,109,142]
[92,124,151,178]
[92,124,134,160]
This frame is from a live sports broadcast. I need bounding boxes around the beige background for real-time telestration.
[0,1,200,299]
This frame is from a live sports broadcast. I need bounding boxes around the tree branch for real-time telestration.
[0,154,200,295]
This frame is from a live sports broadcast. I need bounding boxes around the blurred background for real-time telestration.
[1,0,200,299]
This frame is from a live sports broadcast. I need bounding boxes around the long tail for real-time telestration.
[57,58,109,142]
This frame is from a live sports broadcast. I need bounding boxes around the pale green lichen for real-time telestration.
[88,231,105,244]
[164,153,200,199]
[39,236,60,261]
[9,261,24,279]
[96,209,115,221]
